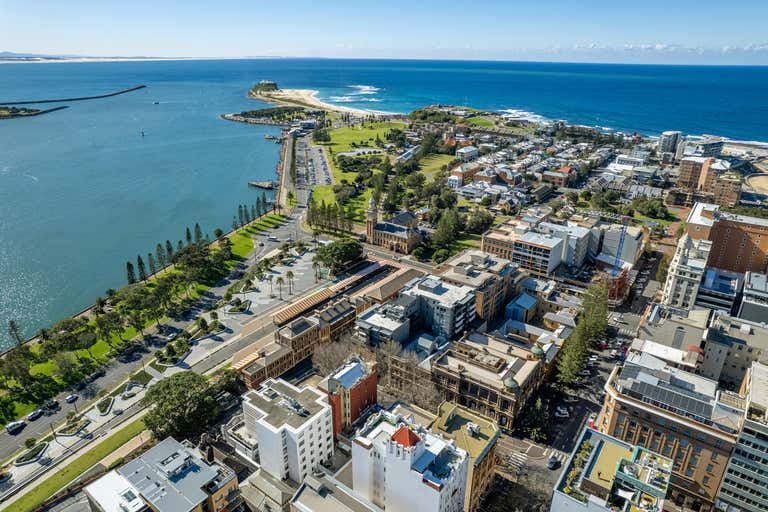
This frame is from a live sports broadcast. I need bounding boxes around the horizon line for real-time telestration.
[3,52,768,67]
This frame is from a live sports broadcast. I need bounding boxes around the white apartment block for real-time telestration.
[401,276,476,340]
[538,221,590,268]
[352,410,469,512]
[242,378,333,483]
[661,234,712,311]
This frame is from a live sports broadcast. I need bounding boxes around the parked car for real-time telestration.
[578,369,592,377]
[26,409,43,421]
[547,455,560,470]
[588,355,599,362]
[65,394,78,403]
[609,349,619,359]
[563,395,579,404]
[166,332,178,341]
[5,421,25,434]
[45,399,59,410]
[554,407,570,420]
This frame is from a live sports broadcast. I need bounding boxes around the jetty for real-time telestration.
[0,85,146,105]
[248,180,278,190]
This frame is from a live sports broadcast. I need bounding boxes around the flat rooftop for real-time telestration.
[616,354,744,433]
[637,305,709,350]
[434,332,540,391]
[517,230,561,249]
[244,379,328,430]
[403,276,474,306]
[292,474,380,512]
[745,271,768,295]
[430,402,499,463]
[117,438,222,512]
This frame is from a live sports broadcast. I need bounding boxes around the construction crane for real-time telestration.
[612,222,628,277]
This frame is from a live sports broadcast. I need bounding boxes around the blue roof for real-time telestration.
[512,293,538,311]
[332,362,366,389]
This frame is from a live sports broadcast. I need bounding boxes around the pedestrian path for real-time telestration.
[505,452,528,472]
[542,447,569,464]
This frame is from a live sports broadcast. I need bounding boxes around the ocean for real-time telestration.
[1,58,767,348]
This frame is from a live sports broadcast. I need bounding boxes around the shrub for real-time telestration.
[25,438,36,449]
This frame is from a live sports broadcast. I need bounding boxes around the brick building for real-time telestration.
[319,357,378,438]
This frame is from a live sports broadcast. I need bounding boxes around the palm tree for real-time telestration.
[286,270,294,295]
[275,277,285,300]
[267,274,274,296]
[312,261,320,283]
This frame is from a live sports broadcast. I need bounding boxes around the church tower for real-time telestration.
[366,195,378,241]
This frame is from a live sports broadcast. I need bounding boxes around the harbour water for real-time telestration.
[1,58,767,347]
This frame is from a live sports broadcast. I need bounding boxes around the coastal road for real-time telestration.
[0,214,311,463]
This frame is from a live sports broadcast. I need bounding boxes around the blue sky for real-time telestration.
[3,0,768,64]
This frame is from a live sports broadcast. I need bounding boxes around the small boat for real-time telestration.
[265,134,276,140]
[140,130,145,137]
[153,101,160,105]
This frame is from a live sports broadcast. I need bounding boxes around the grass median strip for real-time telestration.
[13,418,146,512]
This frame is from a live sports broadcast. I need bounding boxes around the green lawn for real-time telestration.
[464,116,496,128]
[633,211,678,227]
[319,121,406,154]
[420,154,455,182]
[13,418,146,512]
[452,233,482,251]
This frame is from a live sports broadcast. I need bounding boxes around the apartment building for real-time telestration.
[599,352,745,511]
[659,130,682,155]
[599,225,645,267]
[430,403,499,512]
[439,250,520,322]
[661,234,712,311]
[538,221,591,269]
[319,357,378,437]
[700,312,768,388]
[241,378,334,483]
[686,203,768,274]
[668,156,741,206]
[738,272,768,323]
[716,362,768,512]
[550,427,672,512]
[352,410,469,512]
[85,437,242,512]
[511,231,563,277]
[356,299,414,346]
[401,276,477,340]
[431,331,544,432]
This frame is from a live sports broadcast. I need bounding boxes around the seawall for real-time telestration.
[0,85,146,105]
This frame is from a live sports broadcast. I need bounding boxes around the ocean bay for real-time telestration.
[1,58,767,347]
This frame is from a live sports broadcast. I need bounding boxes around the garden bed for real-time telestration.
[58,418,90,437]
[228,299,251,313]
[96,397,113,416]
[15,442,48,466]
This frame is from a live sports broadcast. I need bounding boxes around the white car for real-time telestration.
[65,394,78,403]
[609,349,619,359]
[554,407,570,419]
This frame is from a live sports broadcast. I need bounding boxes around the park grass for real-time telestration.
[464,116,495,128]
[452,233,482,251]
[633,211,678,227]
[420,154,455,182]
[319,121,406,154]
[13,418,146,512]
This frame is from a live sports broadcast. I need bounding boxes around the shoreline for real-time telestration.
[249,88,391,116]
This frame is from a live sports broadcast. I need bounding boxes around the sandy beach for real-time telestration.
[249,88,374,116]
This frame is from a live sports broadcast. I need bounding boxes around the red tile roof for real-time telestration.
[391,425,421,448]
